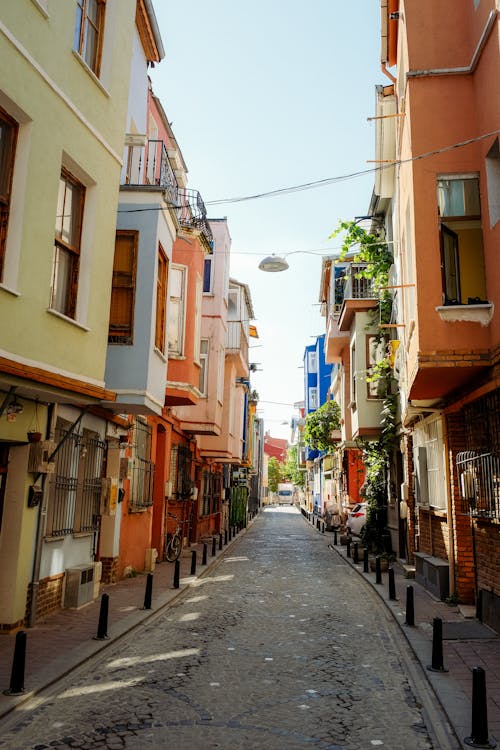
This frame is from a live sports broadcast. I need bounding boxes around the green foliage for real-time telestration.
[330,220,393,328]
[304,400,341,452]
[267,456,283,493]
[282,445,305,488]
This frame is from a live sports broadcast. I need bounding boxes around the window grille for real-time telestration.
[129,420,154,511]
[413,417,447,509]
[201,470,221,516]
[169,444,192,500]
[46,422,105,536]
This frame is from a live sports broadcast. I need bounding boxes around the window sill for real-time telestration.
[154,346,167,363]
[168,353,186,361]
[30,0,49,18]
[0,283,20,298]
[47,308,90,331]
[436,303,493,326]
[72,51,110,98]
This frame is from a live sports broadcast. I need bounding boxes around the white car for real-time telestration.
[346,502,368,536]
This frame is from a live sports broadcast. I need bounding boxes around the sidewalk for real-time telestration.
[0,528,246,721]
[317,520,500,749]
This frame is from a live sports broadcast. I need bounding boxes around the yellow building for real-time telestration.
[0,0,140,630]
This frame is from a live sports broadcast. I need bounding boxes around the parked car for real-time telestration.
[346,502,367,536]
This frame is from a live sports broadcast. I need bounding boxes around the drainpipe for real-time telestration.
[381,62,397,84]
[441,416,456,598]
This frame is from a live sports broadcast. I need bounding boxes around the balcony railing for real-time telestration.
[176,187,213,247]
[123,139,178,207]
[332,264,376,316]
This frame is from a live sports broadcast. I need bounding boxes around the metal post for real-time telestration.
[202,543,208,566]
[333,530,338,546]
[190,550,197,575]
[353,542,359,564]
[94,593,110,640]
[4,631,27,695]
[428,617,448,672]
[142,573,153,610]
[388,567,397,600]
[224,528,228,545]
[346,540,351,558]
[465,667,496,748]
[173,560,180,589]
[363,548,369,573]
[212,536,217,557]
[405,585,415,626]
[219,533,223,550]
[375,555,382,584]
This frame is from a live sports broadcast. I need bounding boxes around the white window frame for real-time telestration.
[168,264,187,357]
[413,415,447,510]
[199,338,209,396]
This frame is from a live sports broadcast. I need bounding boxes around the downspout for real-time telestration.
[442,415,455,598]
[381,62,397,84]
[407,10,498,78]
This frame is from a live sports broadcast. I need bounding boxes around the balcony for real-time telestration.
[226,320,249,377]
[122,138,178,208]
[176,188,213,249]
[336,264,378,331]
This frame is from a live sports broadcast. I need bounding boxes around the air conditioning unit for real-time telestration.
[63,564,95,609]
[28,441,56,474]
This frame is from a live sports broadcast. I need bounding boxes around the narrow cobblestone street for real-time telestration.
[0,509,457,750]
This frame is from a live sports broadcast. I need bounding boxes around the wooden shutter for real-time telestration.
[109,230,137,344]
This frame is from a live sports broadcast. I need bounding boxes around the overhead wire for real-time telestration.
[116,128,500,214]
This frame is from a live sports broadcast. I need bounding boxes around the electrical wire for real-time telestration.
[116,128,500,214]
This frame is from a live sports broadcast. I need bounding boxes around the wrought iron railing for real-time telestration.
[123,139,178,207]
[332,264,376,316]
[176,187,213,246]
[456,451,500,518]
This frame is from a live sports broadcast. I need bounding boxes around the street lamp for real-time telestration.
[258,254,290,272]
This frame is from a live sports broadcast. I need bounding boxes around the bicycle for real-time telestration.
[164,512,183,562]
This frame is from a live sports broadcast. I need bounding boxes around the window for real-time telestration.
[350,342,357,408]
[108,231,137,344]
[203,255,213,292]
[168,265,186,355]
[413,416,447,510]
[199,338,209,395]
[308,351,317,373]
[200,470,221,516]
[155,245,168,353]
[366,335,387,399]
[169,444,192,500]
[437,175,487,305]
[0,108,17,282]
[309,387,318,410]
[485,138,500,228]
[129,419,154,511]
[46,420,105,536]
[51,168,84,318]
[216,347,224,403]
[74,0,106,76]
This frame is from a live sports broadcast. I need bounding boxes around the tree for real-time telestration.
[303,400,341,452]
[267,456,283,493]
[282,445,305,488]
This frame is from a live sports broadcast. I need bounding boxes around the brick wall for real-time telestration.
[25,573,65,624]
[100,556,119,584]
[417,509,450,560]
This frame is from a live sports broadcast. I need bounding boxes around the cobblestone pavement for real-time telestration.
[0,507,459,750]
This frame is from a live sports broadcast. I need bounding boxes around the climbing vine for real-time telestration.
[304,400,341,453]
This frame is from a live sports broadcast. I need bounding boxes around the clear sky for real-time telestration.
[150,1,382,439]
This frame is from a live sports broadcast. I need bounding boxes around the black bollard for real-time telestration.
[173,559,180,589]
[224,528,228,545]
[94,593,110,640]
[333,530,338,546]
[388,567,397,600]
[363,548,369,573]
[4,631,27,695]
[190,550,197,575]
[321,523,325,534]
[202,543,208,566]
[346,540,351,558]
[219,533,223,551]
[212,536,217,557]
[464,667,495,747]
[353,542,359,564]
[229,526,232,541]
[427,617,448,672]
[375,555,382,584]
[405,585,415,626]
[142,573,153,610]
